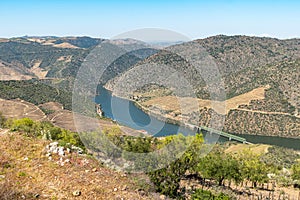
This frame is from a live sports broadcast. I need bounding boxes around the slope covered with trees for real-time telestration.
[106,35,300,138]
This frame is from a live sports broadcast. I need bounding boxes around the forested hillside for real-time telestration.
[106,35,300,138]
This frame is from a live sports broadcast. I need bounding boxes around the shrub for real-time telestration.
[0,112,6,128]
[191,189,230,200]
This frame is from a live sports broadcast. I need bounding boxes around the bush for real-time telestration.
[0,112,6,128]
[7,118,85,150]
[10,118,35,134]
[191,189,230,200]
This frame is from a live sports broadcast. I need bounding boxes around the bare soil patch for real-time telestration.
[143,85,275,115]
[0,98,46,121]
[29,60,48,79]
[225,143,271,155]
[53,42,79,49]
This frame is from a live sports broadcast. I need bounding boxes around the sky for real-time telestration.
[1,0,300,40]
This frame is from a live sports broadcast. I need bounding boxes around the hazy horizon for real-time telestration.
[1,0,300,40]
[3,33,300,41]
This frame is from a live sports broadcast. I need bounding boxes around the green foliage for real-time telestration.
[0,112,6,128]
[238,150,269,187]
[39,107,55,115]
[0,80,72,110]
[10,118,35,134]
[292,162,300,181]
[197,151,242,186]
[78,131,206,198]
[54,36,103,48]
[148,134,204,198]
[261,146,300,169]
[191,189,230,200]
[17,171,27,177]
[7,118,85,150]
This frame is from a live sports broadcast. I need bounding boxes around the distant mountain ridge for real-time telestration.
[0,35,299,138]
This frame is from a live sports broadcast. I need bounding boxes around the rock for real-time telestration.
[71,146,84,154]
[139,190,145,196]
[73,190,81,197]
[0,175,5,179]
[160,194,166,200]
[113,188,118,192]
[23,157,29,161]
[92,168,97,172]
[50,142,59,146]
[46,153,51,157]
[34,193,40,198]
[122,185,127,191]
[58,147,65,157]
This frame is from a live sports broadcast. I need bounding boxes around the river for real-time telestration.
[95,86,300,150]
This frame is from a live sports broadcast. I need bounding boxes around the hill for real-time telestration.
[0,130,156,199]
[106,35,300,138]
[0,35,299,138]
[0,37,156,83]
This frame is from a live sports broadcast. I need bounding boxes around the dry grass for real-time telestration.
[225,143,271,155]
[39,102,64,112]
[0,132,154,200]
[57,56,72,63]
[143,85,271,115]
[0,99,46,121]
[0,62,34,81]
[53,42,79,49]
[29,60,48,79]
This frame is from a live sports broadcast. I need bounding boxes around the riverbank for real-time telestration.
[103,85,192,128]
[99,85,300,149]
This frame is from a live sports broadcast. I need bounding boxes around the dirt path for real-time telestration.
[49,112,64,122]
[236,108,299,118]
[0,99,46,121]
[15,100,46,121]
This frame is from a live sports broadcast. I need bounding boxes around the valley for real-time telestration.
[0,35,299,200]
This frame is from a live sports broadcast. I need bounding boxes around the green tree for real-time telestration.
[148,133,204,198]
[292,162,300,181]
[239,149,269,188]
[197,151,241,186]
[191,189,230,200]
[0,112,6,128]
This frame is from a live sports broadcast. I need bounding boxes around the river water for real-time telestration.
[95,86,300,150]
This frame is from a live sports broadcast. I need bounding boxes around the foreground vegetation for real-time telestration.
[82,126,300,199]
[1,114,299,199]
[1,115,84,150]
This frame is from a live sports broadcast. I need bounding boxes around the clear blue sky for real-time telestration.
[1,0,300,39]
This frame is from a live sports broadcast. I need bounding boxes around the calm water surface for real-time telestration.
[95,86,300,150]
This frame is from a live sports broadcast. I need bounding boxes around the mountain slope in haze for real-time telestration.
[0,37,92,80]
[0,37,157,86]
[106,35,300,138]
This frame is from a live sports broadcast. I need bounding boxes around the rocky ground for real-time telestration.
[0,129,163,200]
